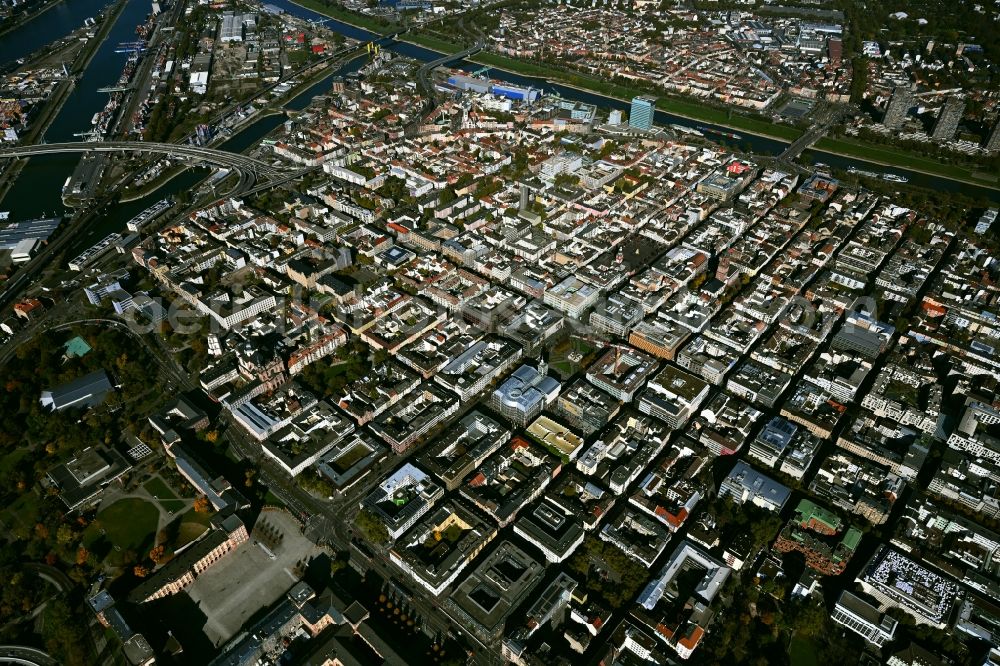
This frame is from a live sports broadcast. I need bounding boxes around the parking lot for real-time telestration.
[778,97,816,120]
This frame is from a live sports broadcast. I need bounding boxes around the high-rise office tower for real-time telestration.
[629,95,656,131]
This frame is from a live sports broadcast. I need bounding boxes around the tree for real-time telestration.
[790,599,829,638]
[41,599,92,666]
[354,509,390,544]
[298,473,335,498]
[554,172,580,189]
[372,348,390,366]
[34,523,49,541]
[75,546,90,566]
[193,496,211,513]
[149,545,166,564]
[378,175,411,206]
[133,565,149,578]
[56,524,74,546]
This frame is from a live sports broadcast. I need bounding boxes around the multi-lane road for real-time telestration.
[0,141,280,177]
[0,645,58,666]
[0,24,499,662]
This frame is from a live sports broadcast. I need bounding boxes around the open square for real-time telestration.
[183,510,323,646]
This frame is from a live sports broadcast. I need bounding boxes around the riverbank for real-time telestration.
[411,31,999,191]
[22,80,75,144]
[122,116,289,202]
[287,0,394,36]
[279,46,366,104]
[119,163,193,202]
[0,0,122,201]
[0,159,28,211]
[398,32,805,143]
[813,136,999,190]
[117,42,361,201]
[269,3,808,145]
[542,77,802,143]
[383,22,1000,192]
[0,0,114,73]
[0,0,66,39]
[72,0,127,75]
[123,51,360,202]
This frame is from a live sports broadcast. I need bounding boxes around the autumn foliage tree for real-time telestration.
[149,545,165,564]
[133,565,149,578]
[193,496,211,513]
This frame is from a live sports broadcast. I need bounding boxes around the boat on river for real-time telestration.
[697,125,743,140]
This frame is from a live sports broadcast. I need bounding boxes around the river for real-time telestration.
[1,0,997,246]
[0,0,366,256]
[0,0,107,67]
[1,0,155,224]
[263,0,1000,202]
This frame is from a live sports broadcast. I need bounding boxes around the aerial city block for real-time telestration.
[0,0,999,663]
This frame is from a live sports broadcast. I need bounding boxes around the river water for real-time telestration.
[2,0,157,223]
[1,0,997,250]
[262,0,1000,201]
[0,0,107,67]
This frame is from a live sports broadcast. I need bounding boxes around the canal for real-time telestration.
[58,52,375,255]
[0,0,367,255]
[0,0,107,67]
[1,0,998,245]
[1,0,155,224]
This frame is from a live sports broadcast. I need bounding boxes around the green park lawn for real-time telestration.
[288,4,807,143]
[272,1,998,189]
[290,0,395,34]
[549,337,597,379]
[173,507,212,548]
[84,498,159,565]
[263,490,288,510]
[404,27,997,187]
[403,32,804,142]
[0,491,42,535]
[403,32,466,55]
[143,477,186,514]
[789,635,820,666]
